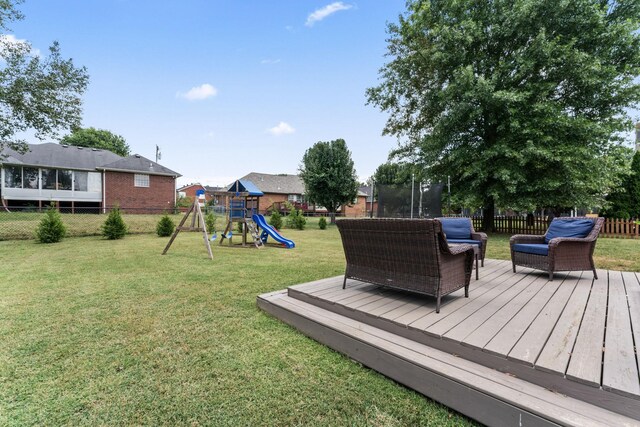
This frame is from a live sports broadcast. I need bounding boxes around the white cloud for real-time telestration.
[176,83,218,101]
[267,121,295,136]
[305,2,353,27]
[260,58,281,65]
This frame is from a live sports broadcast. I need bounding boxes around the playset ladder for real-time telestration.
[246,220,264,249]
[162,199,213,260]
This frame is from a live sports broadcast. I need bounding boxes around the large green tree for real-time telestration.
[0,0,88,156]
[61,127,130,157]
[372,162,417,186]
[604,150,640,218]
[299,139,358,223]
[366,0,640,230]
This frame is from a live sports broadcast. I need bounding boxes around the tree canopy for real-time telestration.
[372,162,417,186]
[0,0,89,156]
[603,150,640,218]
[299,139,358,223]
[61,127,130,157]
[366,0,640,229]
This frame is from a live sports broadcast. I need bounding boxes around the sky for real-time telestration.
[9,1,408,187]
[8,1,640,188]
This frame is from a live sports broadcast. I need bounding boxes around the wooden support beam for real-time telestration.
[162,200,213,260]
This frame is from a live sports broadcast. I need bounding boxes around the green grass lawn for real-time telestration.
[0,225,477,426]
[1,223,638,426]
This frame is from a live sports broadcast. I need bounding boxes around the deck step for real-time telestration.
[258,291,639,427]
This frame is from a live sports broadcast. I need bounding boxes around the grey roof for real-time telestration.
[1,143,181,177]
[239,172,305,194]
[99,154,181,177]
[239,172,367,196]
[359,185,373,197]
[0,143,122,170]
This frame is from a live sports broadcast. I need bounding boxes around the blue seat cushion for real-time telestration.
[544,219,594,243]
[513,243,549,256]
[448,238,481,247]
[440,218,472,239]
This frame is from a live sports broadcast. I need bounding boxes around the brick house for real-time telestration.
[0,143,180,212]
[177,183,223,205]
[237,172,368,217]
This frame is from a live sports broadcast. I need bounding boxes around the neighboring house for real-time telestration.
[0,143,181,212]
[177,184,224,205]
[237,172,368,217]
[238,172,306,213]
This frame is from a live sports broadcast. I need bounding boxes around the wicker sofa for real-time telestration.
[510,217,604,280]
[336,218,475,313]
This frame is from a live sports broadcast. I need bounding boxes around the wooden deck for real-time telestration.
[258,259,640,426]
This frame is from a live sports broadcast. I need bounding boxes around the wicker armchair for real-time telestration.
[438,217,488,266]
[336,218,475,313]
[510,217,604,281]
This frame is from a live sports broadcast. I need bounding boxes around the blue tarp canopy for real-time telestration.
[226,179,264,196]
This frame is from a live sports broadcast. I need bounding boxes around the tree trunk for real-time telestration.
[330,211,336,224]
[482,196,495,232]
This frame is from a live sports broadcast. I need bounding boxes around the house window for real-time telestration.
[58,170,72,190]
[4,166,22,188]
[134,174,150,188]
[74,171,88,192]
[41,169,57,190]
[23,168,39,189]
[288,194,303,203]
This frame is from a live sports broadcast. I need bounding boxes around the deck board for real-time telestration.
[259,290,639,426]
[602,271,640,397]
[460,274,554,349]
[409,263,522,331]
[623,272,640,389]
[508,273,580,366]
[535,273,594,375]
[483,274,564,357]
[416,269,533,336]
[566,270,608,387]
[432,272,539,341]
[265,261,640,422]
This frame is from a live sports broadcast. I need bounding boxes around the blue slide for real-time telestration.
[252,214,295,248]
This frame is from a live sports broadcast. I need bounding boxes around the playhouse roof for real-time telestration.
[226,179,264,196]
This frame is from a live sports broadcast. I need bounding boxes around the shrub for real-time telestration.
[35,204,66,243]
[176,196,193,208]
[286,209,306,230]
[318,217,327,230]
[269,210,283,230]
[205,212,217,233]
[102,207,127,239]
[156,214,175,237]
[237,221,244,233]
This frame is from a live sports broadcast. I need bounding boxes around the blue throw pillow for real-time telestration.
[545,219,594,243]
[440,218,472,240]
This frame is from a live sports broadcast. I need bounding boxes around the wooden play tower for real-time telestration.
[215,179,264,248]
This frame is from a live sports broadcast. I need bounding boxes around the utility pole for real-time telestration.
[410,174,415,219]
[447,175,451,215]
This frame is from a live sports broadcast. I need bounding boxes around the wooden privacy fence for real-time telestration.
[466,215,639,239]
[599,218,640,239]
